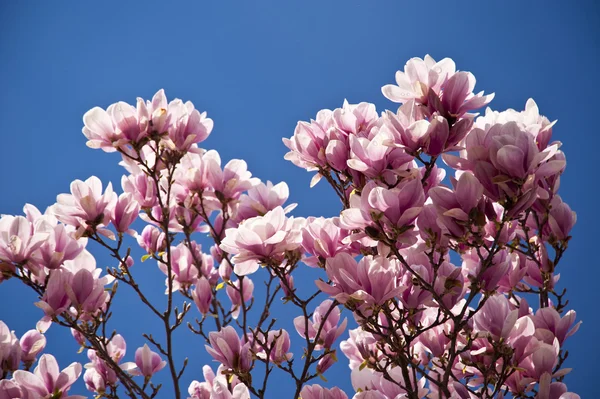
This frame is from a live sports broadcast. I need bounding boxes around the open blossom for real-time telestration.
[136,225,166,254]
[382,54,456,104]
[205,326,252,372]
[340,179,424,247]
[19,330,46,366]
[300,217,355,267]
[443,120,564,217]
[233,181,297,222]
[159,243,198,292]
[82,89,212,153]
[476,98,555,151]
[13,354,84,399]
[294,300,347,350]
[254,329,293,365]
[51,176,117,237]
[131,344,166,378]
[0,321,21,373]
[111,193,140,234]
[317,253,404,306]
[300,385,348,399]
[31,224,84,270]
[220,206,303,275]
[428,171,485,237]
[226,277,254,319]
[532,307,581,345]
[0,215,48,265]
[188,365,249,399]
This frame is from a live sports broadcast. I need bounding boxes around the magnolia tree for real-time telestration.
[0,55,580,399]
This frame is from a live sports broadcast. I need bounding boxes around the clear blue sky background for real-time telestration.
[1,1,598,397]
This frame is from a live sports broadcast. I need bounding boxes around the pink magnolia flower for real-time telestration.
[300,217,355,267]
[64,268,110,315]
[444,121,564,217]
[205,326,252,372]
[193,277,213,315]
[346,129,413,181]
[300,384,348,399]
[159,244,198,292]
[136,225,166,254]
[254,329,293,365]
[13,354,84,399]
[382,55,456,104]
[340,179,424,247]
[83,368,106,395]
[188,365,247,399]
[437,71,494,117]
[35,270,72,330]
[131,344,166,378]
[316,253,404,307]
[220,207,303,275]
[316,351,336,374]
[233,181,297,222]
[83,335,128,392]
[162,97,213,152]
[475,98,556,151]
[111,193,140,234]
[121,173,157,209]
[226,278,254,319]
[31,224,84,270]
[0,321,21,373]
[429,172,485,238]
[82,97,150,152]
[0,379,22,399]
[51,176,117,238]
[547,196,576,241]
[0,215,48,265]
[294,299,347,350]
[532,307,581,345]
[19,330,46,366]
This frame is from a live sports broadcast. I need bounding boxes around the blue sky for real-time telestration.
[1,0,599,397]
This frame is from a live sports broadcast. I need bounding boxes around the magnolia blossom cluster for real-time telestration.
[0,55,580,399]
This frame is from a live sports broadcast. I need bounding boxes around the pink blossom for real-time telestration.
[547,196,576,241]
[0,215,48,265]
[205,326,252,372]
[382,54,456,104]
[31,224,84,270]
[226,278,254,319]
[51,176,117,237]
[532,307,581,345]
[429,172,485,238]
[136,225,166,254]
[111,193,140,234]
[19,330,46,366]
[193,277,213,315]
[131,344,166,378]
[340,179,424,247]
[300,217,355,267]
[254,329,292,365]
[0,379,22,398]
[300,385,348,399]
[316,253,404,306]
[121,173,157,209]
[220,207,303,275]
[159,243,198,292]
[187,365,247,399]
[13,354,83,399]
[294,299,347,350]
[162,97,213,152]
[233,181,296,222]
[0,321,21,373]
